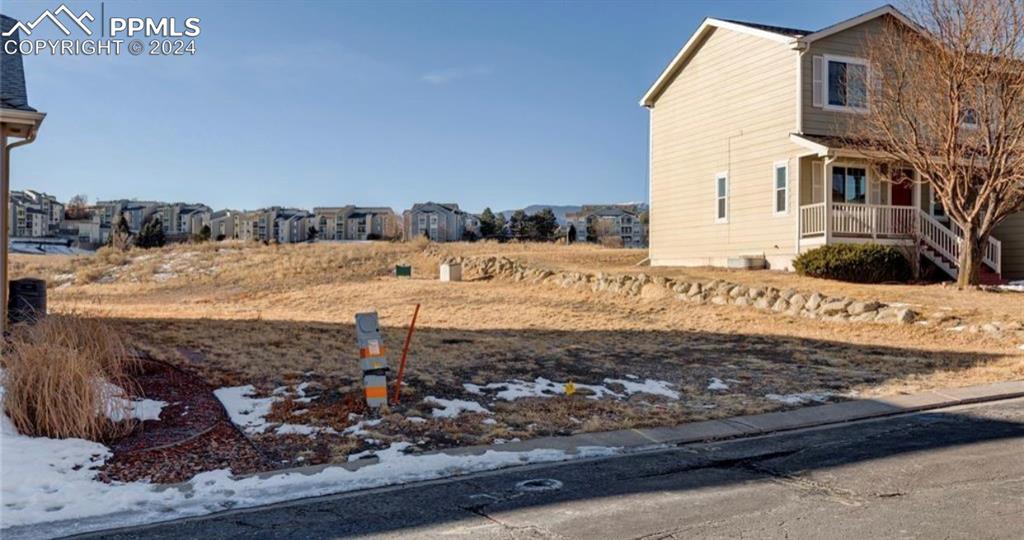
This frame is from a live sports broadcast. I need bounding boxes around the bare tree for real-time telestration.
[65,194,89,220]
[850,0,1024,288]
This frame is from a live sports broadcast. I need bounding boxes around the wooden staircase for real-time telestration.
[918,210,1005,284]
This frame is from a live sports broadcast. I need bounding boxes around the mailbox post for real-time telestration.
[355,312,389,409]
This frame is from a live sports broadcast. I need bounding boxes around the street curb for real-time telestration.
[236,379,1024,481]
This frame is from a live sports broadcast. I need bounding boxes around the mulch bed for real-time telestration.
[98,358,270,484]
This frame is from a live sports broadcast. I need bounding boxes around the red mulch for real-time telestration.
[99,359,270,483]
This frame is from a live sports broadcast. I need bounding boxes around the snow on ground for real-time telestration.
[213,385,276,434]
[424,396,491,418]
[464,377,681,402]
[2,404,618,538]
[765,391,833,405]
[603,378,680,400]
[997,280,1024,293]
[9,242,93,256]
[707,378,729,391]
[97,381,166,422]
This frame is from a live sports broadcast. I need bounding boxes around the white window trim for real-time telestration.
[822,54,870,114]
[772,160,789,216]
[714,171,729,224]
[961,108,980,130]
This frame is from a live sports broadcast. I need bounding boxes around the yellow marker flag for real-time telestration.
[564,381,576,396]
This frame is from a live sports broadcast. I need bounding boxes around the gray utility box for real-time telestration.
[8,278,47,324]
[440,262,462,282]
[354,311,389,408]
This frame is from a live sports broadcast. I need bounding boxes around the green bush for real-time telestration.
[794,243,911,283]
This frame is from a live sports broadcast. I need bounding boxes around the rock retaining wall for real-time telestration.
[446,255,923,325]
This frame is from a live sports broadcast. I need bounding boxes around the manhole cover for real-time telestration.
[515,478,563,492]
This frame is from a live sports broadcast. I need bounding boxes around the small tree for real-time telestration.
[196,224,212,242]
[493,212,507,238]
[109,215,132,251]
[307,225,318,242]
[527,208,558,241]
[851,0,1024,287]
[509,210,528,239]
[136,216,166,249]
[479,207,497,238]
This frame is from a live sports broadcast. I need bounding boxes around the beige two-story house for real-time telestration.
[643,5,1023,281]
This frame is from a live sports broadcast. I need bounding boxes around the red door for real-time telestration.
[892,179,913,206]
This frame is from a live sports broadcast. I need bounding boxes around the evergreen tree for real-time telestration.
[197,224,212,242]
[493,213,507,238]
[528,208,558,241]
[136,216,166,249]
[479,207,497,238]
[307,225,318,242]
[509,210,528,239]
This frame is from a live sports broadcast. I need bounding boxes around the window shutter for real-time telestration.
[811,161,823,203]
[868,177,881,205]
[812,56,824,108]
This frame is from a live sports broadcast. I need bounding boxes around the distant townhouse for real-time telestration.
[209,210,236,240]
[8,190,63,237]
[566,205,647,248]
[62,209,108,246]
[95,199,162,233]
[152,203,212,238]
[231,207,311,243]
[312,206,399,241]
[403,202,480,242]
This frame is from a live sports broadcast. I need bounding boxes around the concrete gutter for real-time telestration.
[240,380,1024,480]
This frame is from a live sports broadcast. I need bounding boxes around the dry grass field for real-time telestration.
[10,240,1023,467]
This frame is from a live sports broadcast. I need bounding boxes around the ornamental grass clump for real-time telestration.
[2,315,139,440]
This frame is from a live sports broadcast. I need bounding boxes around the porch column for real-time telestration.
[1,130,8,333]
[823,157,833,244]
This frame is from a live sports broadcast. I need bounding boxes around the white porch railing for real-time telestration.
[798,203,1002,277]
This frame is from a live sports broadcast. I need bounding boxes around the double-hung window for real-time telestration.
[773,161,788,215]
[831,166,867,204]
[815,55,869,112]
[715,172,728,223]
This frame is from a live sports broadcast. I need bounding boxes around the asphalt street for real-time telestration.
[78,398,1024,540]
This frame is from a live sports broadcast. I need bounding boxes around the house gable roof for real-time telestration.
[1,15,36,112]
[640,5,923,108]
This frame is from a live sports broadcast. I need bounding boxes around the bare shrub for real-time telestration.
[2,315,138,440]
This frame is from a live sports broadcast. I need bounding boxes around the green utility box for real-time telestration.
[395,265,412,278]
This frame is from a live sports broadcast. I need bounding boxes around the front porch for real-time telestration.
[792,146,1003,281]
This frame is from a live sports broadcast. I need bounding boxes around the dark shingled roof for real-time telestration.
[719,19,812,38]
[1,14,36,112]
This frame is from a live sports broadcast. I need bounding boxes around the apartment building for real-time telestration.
[403,202,480,242]
[8,190,63,238]
[312,206,399,241]
[566,205,647,248]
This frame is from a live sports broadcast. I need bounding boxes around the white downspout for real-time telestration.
[1,125,41,333]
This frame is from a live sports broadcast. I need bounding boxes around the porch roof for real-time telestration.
[790,133,892,159]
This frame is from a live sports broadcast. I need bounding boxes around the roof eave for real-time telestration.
[798,4,923,45]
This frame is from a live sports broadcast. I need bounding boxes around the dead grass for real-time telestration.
[8,240,1023,457]
[2,315,139,440]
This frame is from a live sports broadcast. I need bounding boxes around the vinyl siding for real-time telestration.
[994,213,1024,280]
[649,27,801,268]
[801,16,889,136]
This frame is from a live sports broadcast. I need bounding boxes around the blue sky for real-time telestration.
[6,0,881,213]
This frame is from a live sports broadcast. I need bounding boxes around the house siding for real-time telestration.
[994,213,1024,280]
[801,16,888,136]
[649,27,801,269]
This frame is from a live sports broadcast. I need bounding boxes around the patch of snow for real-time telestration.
[707,378,729,391]
[425,397,490,418]
[603,378,680,400]
[2,373,623,537]
[213,386,275,434]
[466,377,680,402]
[97,381,166,422]
[1019,344,1024,351]
[342,418,382,437]
[274,424,338,437]
[765,392,833,406]
[625,374,639,380]
[996,280,1024,292]
[948,325,968,332]
[406,417,427,424]
[482,418,498,425]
